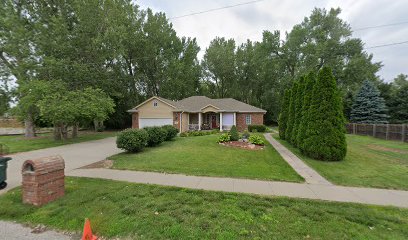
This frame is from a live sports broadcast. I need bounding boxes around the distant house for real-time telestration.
[128,96,266,132]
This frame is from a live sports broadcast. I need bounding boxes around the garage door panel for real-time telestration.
[139,118,173,128]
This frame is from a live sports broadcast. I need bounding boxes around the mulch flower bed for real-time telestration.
[219,141,264,150]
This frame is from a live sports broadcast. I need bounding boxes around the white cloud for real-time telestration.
[137,0,408,81]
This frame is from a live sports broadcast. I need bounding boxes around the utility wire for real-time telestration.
[169,0,265,20]
[353,20,408,31]
[365,40,408,49]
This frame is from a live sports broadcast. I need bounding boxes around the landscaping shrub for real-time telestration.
[303,67,347,161]
[180,132,188,137]
[229,125,239,141]
[217,133,230,143]
[249,135,265,145]
[291,76,306,147]
[285,81,297,143]
[116,128,148,152]
[242,130,250,139]
[144,126,166,147]
[161,125,178,141]
[278,89,291,140]
[297,71,316,151]
[248,125,267,133]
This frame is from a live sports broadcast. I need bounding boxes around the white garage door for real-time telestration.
[139,118,173,128]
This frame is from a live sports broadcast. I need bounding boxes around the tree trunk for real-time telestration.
[94,119,99,132]
[72,123,79,138]
[61,124,68,140]
[24,112,36,138]
[54,124,62,141]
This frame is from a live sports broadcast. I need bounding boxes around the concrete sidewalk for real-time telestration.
[0,137,122,195]
[264,133,332,185]
[70,168,408,208]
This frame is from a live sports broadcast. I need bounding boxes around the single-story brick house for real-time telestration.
[128,96,266,132]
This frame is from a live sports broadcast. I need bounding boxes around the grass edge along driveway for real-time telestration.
[110,134,303,182]
[273,133,408,190]
[0,177,407,239]
[0,131,117,154]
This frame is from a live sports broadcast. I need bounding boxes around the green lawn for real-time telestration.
[111,134,303,182]
[0,177,407,239]
[0,131,117,154]
[273,134,408,190]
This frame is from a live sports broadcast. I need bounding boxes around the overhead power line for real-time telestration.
[169,0,265,20]
[353,20,408,31]
[365,40,408,49]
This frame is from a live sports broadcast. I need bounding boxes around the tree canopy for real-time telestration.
[1,1,395,136]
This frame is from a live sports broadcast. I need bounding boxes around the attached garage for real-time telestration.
[139,118,173,128]
[128,96,178,130]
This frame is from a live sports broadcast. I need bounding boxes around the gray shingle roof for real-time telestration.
[130,96,266,113]
[175,96,266,113]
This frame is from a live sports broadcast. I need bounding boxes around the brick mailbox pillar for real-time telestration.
[21,155,65,206]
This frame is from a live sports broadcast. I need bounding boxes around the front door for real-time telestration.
[211,115,217,129]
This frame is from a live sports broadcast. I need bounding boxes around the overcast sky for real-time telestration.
[137,0,408,82]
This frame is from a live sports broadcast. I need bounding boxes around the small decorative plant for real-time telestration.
[229,125,239,141]
[217,133,231,143]
[249,135,265,145]
[242,130,250,140]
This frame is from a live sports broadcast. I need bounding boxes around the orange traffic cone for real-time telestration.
[82,218,98,240]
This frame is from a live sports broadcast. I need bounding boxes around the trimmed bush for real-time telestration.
[303,67,347,161]
[180,132,188,137]
[249,135,265,145]
[285,82,298,143]
[229,125,239,141]
[297,71,316,151]
[217,133,230,143]
[278,89,291,140]
[116,128,148,153]
[248,125,266,133]
[161,125,178,141]
[144,126,166,147]
[291,76,306,147]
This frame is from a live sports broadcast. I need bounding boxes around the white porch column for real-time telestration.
[198,113,202,130]
[233,112,236,126]
[219,112,223,131]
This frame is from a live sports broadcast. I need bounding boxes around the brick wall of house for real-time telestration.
[236,113,264,131]
[132,113,139,129]
[173,112,181,131]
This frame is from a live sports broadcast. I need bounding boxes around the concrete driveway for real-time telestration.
[0,137,122,194]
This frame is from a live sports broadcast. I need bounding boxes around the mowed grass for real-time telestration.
[111,134,303,182]
[0,177,407,239]
[0,131,117,154]
[273,134,408,190]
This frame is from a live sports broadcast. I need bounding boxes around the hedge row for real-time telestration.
[116,125,178,153]
[248,124,267,133]
[278,67,347,161]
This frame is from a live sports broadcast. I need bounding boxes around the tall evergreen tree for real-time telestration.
[350,80,389,124]
[278,89,291,140]
[304,67,346,161]
[291,76,306,147]
[286,81,298,143]
[297,71,316,150]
